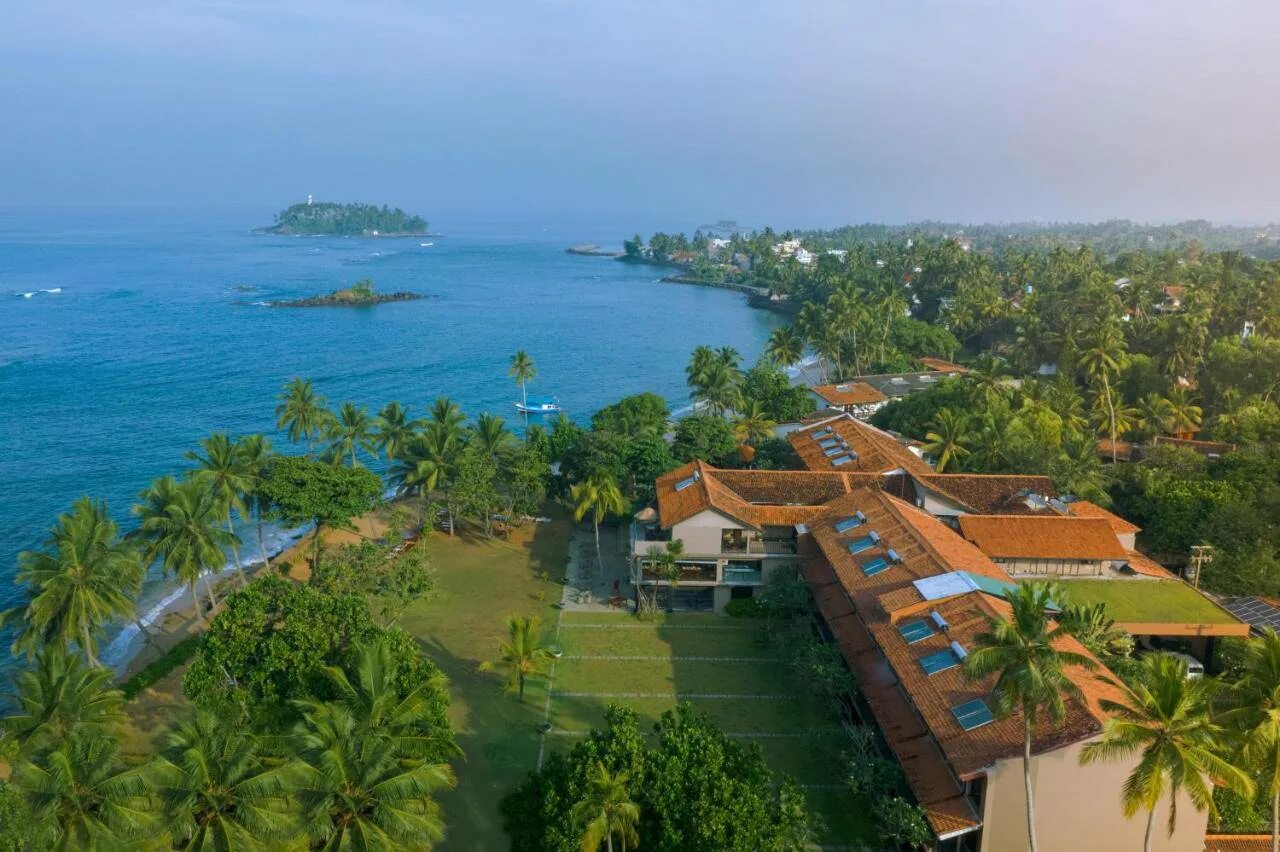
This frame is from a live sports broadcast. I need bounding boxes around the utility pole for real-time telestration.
[1187,544,1213,589]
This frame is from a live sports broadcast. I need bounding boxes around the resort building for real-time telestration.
[807,381,889,418]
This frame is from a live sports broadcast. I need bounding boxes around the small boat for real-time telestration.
[515,397,562,414]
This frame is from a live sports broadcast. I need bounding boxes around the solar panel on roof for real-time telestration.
[819,438,840,449]
[833,515,863,533]
[861,556,890,576]
[674,470,701,492]
[920,649,959,675]
[898,619,933,643]
[831,455,854,466]
[823,446,845,457]
[848,532,879,555]
[811,428,833,439]
[952,698,995,731]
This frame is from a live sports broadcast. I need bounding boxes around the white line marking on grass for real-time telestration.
[536,602,567,770]
[552,692,796,700]
[558,623,757,630]
[561,654,782,662]
[545,729,843,738]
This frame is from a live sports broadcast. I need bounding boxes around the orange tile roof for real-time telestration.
[918,357,967,374]
[809,382,889,407]
[1097,438,1138,461]
[914,473,1058,514]
[789,414,935,476]
[1067,500,1142,535]
[1205,836,1273,852]
[957,515,1129,561]
[1122,549,1179,580]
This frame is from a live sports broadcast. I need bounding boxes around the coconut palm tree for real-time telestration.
[572,761,640,852]
[1081,653,1252,852]
[429,396,466,434]
[7,498,140,667]
[1079,321,1127,462]
[765,325,805,368]
[732,400,776,447]
[1218,629,1280,852]
[964,582,1095,852]
[275,377,329,454]
[922,408,972,473]
[132,476,238,627]
[291,702,454,850]
[1136,393,1176,439]
[1056,602,1132,662]
[474,413,513,459]
[13,732,157,851]
[154,710,298,850]
[480,615,552,701]
[1,646,125,755]
[324,401,376,467]
[1166,387,1204,438]
[236,434,274,572]
[373,401,418,462]
[186,432,253,588]
[571,470,626,571]
[509,350,537,408]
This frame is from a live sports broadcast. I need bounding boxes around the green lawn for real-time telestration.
[1056,578,1239,624]
[546,610,877,848]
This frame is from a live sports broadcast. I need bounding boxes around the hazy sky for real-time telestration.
[3,1,1278,225]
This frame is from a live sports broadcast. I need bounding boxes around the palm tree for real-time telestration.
[1,646,125,756]
[922,408,971,472]
[373,401,418,462]
[1081,653,1253,852]
[765,325,805,368]
[13,733,157,851]
[1079,322,1126,462]
[324,401,376,467]
[732,400,776,447]
[429,396,466,434]
[572,761,640,852]
[7,498,140,667]
[571,470,626,571]
[509,350,537,408]
[236,434,275,572]
[291,702,454,850]
[474,412,513,459]
[186,432,253,588]
[963,582,1095,852]
[480,615,552,701]
[1219,629,1280,852]
[1136,393,1175,439]
[154,711,298,850]
[1167,387,1204,438]
[133,476,238,627]
[1056,602,1132,662]
[275,377,329,453]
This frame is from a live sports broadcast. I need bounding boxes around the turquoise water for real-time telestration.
[0,208,781,669]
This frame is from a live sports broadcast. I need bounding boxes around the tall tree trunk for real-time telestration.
[1104,373,1118,464]
[191,581,206,627]
[81,624,99,668]
[202,574,218,617]
[521,378,527,407]
[594,517,603,572]
[227,518,247,588]
[1023,715,1039,852]
[518,672,525,701]
[1144,806,1155,852]
[1272,789,1278,852]
[607,832,613,852]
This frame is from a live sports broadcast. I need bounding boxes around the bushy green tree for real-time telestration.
[670,415,738,466]
[259,455,382,571]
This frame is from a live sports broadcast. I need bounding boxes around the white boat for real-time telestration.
[515,397,562,414]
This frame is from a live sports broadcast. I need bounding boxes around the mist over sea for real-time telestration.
[0,207,781,673]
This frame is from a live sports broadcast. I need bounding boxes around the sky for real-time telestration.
[2,0,1279,226]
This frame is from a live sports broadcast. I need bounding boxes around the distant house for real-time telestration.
[917,357,967,374]
[794,247,814,265]
[826,249,848,260]
[808,382,889,418]
[708,237,731,257]
[1158,284,1187,313]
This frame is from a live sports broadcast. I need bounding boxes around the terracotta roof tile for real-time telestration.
[1097,438,1138,461]
[1067,500,1142,535]
[914,473,1058,514]
[957,516,1129,560]
[809,382,889,406]
[918,357,968,373]
[789,414,934,476]
[1123,549,1178,579]
[1205,836,1274,852]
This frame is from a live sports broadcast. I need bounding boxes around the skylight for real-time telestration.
[847,531,880,555]
[919,648,960,675]
[861,556,890,576]
[951,698,995,731]
[674,470,701,492]
[831,455,854,466]
[898,619,934,643]
[810,428,833,439]
[823,446,845,457]
[819,438,840,449]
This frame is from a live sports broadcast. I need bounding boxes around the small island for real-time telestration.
[267,278,425,308]
[255,200,429,237]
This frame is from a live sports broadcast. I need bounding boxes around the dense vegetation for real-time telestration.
[260,201,428,236]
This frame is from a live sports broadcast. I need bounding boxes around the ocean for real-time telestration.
[0,207,782,672]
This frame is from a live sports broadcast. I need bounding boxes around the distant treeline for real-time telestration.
[261,202,428,236]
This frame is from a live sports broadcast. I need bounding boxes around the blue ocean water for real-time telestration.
[0,207,781,670]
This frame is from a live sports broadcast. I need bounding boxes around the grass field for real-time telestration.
[1056,578,1239,624]
[543,611,876,847]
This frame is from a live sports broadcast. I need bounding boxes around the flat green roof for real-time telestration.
[1055,579,1240,626]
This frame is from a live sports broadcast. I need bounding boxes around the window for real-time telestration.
[675,470,701,492]
[952,698,995,731]
[898,619,933,643]
[919,648,960,675]
[861,556,890,576]
[848,531,880,555]
[833,514,864,533]
[831,454,854,466]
